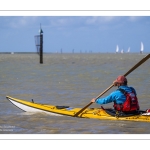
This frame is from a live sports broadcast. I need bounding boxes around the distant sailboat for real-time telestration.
[127,47,130,53]
[140,42,144,54]
[121,49,124,53]
[116,45,119,53]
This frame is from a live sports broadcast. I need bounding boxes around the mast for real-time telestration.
[39,24,43,64]
[34,24,44,64]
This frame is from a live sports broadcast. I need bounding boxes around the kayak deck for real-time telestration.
[6,96,150,122]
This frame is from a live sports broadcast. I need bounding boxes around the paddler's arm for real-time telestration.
[90,81,118,104]
[91,93,115,104]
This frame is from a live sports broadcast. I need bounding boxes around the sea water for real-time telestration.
[0,53,150,136]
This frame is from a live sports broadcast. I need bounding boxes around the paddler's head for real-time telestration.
[113,75,127,87]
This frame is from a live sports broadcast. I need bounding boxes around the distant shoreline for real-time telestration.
[0,52,147,54]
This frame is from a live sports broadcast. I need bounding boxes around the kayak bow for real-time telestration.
[6,96,150,122]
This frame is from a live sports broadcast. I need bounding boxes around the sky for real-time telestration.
[0,16,150,53]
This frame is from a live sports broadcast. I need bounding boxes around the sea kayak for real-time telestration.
[6,96,150,122]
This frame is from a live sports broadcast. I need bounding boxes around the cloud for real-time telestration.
[2,16,145,31]
[85,16,118,25]
[8,16,38,28]
[44,16,119,29]
[48,17,70,27]
[128,16,142,22]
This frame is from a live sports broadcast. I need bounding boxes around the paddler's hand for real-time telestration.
[113,81,118,86]
[91,98,96,103]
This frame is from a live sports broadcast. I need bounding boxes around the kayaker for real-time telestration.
[91,75,140,113]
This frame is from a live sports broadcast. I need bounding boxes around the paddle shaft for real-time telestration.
[74,54,150,117]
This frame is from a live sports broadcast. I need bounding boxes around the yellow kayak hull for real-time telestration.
[6,96,150,122]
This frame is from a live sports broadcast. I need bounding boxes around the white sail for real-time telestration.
[121,49,124,53]
[141,42,144,51]
[140,42,144,54]
[116,45,119,53]
[127,47,130,53]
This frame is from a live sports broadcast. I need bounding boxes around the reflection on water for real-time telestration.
[0,53,150,134]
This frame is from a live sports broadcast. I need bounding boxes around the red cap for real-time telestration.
[114,75,127,84]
